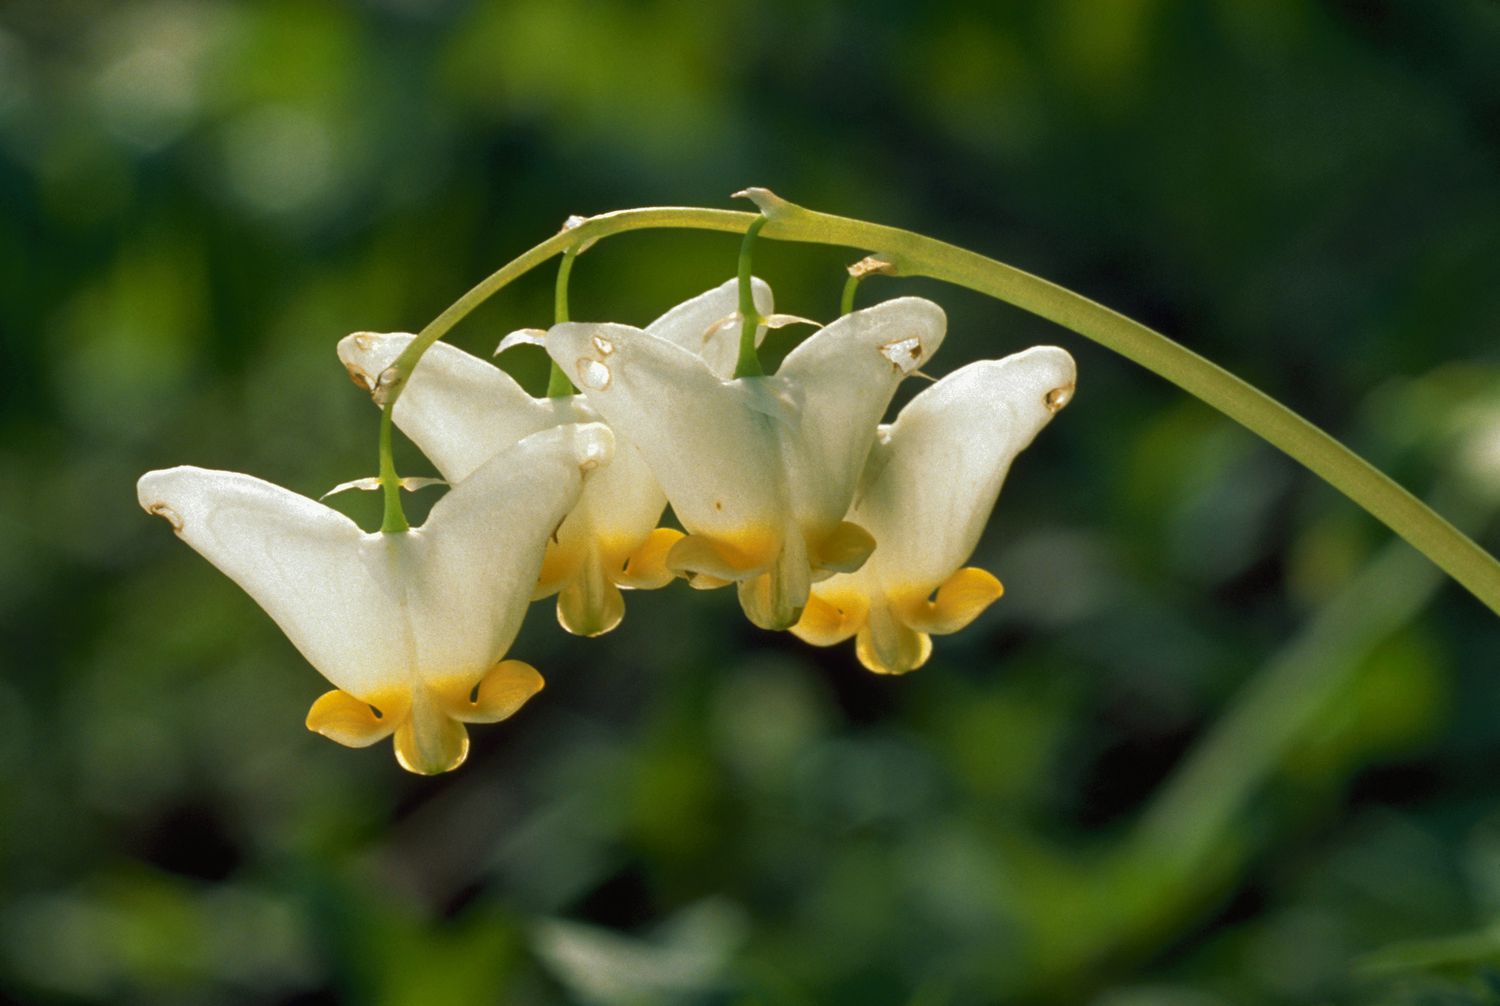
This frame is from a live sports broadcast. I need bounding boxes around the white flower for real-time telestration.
[546,297,947,630]
[791,347,1076,674]
[136,423,614,774]
[337,279,773,637]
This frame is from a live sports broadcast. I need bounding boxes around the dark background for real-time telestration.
[2,1,1499,1003]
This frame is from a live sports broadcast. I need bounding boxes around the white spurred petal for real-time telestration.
[338,333,551,482]
[646,277,773,380]
[136,466,408,700]
[340,333,671,636]
[550,297,948,631]
[775,297,946,537]
[407,422,615,681]
[547,321,788,556]
[855,347,1075,588]
[139,421,612,773]
[794,346,1076,673]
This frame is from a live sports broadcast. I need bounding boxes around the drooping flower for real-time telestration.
[791,347,1076,674]
[337,278,773,637]
[546,297,947,630]
[136,423,614,774]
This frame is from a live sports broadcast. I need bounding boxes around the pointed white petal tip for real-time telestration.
[764,313,822,330]
[1010,345,1078,413]
[137,466,196,531]
[494,328,549,356]
[141,495,184,532]
[338,332,413,392]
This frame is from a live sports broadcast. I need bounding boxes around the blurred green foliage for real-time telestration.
[2,0,1498,1003]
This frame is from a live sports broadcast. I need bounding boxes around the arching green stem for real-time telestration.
[548,246,579,397]
[733,216,768,378]
[378,193,1500,614]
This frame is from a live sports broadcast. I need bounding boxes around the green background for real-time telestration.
[3,1,1499,1003]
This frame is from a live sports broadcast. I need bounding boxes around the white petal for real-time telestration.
[645,277,773,379]
[546,323,787,547]
[775,297,947,535]
[137,466,406,699]
[854,347,1076,588]
[409,422,614,682]
[337,333,552,482]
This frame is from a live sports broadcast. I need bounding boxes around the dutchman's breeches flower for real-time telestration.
[136,423,615,774]
[546,296,947,631]
[337,278,772,637]
[793,346,1077,674]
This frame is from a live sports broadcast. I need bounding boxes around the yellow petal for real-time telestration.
[535,540,584,600]
[557,565,626,637]
[471,660,545,722]
[432,661,546,724]
[854,617,932,675]
[811,521,876,575]
[790,590,867,646]
[305,689,399,748]
[666,531,776,584]
[615,527,685,589]
[892,567,1004,636]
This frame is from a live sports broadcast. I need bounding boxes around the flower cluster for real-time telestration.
[138,277,1075,773]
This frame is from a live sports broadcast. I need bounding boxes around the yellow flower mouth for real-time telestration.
[791,567,1004,675]
[534,527,686,637]
[305,660,545,775]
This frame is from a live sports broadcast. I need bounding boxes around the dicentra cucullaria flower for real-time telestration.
[546,296,946,631]
[337,279,772,637]
[792,347,1077,674]
[136,423,614,774]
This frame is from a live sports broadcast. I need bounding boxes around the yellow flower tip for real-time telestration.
[394,716,469,775]
[811,521,876,576]
[854,620,933,676]
[556,574,625,637]
[892,567,1004,636]
[615,527,685,590]
[738,572,805,631]
[308,666,544,775]
[790,591,867,646]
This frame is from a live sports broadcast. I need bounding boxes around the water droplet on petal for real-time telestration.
[879,337,923,373]
[576,358,612,392]
[592,334,614,356]
[1045,384,1074,413]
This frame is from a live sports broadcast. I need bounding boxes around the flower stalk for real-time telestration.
[548,246,580,398]
[733,215,768,378]
[377,400,408,533]
[379,191,1500,615]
